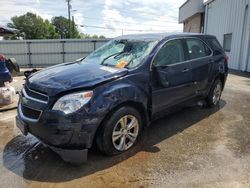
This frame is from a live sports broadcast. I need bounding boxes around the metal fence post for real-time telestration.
[61,40,66,63]
[92,40,97,51]
[27,41,32,67]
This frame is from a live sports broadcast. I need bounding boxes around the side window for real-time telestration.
[154,39,185,67]
[186,38,211,60]
[211,38,223,50]
[207,37,224,55]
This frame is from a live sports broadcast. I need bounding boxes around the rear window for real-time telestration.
[206,37,224,55]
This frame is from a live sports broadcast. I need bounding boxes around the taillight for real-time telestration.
[224,55,229,64]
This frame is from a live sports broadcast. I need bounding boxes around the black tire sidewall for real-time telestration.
[207,79,222,107]
[98,106,142,155]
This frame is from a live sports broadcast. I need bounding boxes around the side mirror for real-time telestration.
[154,65,170,88]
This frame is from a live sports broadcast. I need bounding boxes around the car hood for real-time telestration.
[27,62,128,96]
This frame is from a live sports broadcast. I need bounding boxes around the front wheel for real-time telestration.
[206,79,223,108]
[96,106,142,155]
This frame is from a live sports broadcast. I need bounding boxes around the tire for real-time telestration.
[96,106,142,155]
[206,79,223,108]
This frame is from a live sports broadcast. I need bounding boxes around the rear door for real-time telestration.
[183,38,213,93]
[151,39,195,114]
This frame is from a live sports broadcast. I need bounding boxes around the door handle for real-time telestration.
[209,59,215,63]
[182,68,190,73]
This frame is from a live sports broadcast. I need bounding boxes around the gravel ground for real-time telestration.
[0,73,250,188]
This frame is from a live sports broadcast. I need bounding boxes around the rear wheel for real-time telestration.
[206,79,222,107]
[96,106,142,155]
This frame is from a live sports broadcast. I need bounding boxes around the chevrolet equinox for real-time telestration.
[16,33,228,163]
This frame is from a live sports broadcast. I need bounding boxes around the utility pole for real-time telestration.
[66,0,71,38]
[72,16,75,34]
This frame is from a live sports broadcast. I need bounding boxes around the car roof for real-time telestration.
[115,32,215,42]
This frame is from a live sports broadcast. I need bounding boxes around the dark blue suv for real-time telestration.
[16,33,228,163]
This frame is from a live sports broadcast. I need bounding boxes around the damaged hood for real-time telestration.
[27,62,128,96]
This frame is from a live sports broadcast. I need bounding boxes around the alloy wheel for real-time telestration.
[212,82,222,105]
[112,115,139,151]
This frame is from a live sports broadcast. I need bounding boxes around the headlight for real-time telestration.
[52,91,93,114]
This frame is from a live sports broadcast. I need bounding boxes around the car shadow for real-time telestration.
[3,100,226,183]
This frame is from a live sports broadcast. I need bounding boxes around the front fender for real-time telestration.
[90,78,149,118]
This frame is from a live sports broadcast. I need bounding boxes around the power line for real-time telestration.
[72,1,180,24]
[101,21,180,29]
[77,15,180,28]
[76,8,178,25]
[78,24,179,33]
[76,1,178,20]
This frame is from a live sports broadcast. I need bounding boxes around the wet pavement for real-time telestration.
[0,73,250,188]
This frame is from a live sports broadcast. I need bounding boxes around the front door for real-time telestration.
[151,39,195,115]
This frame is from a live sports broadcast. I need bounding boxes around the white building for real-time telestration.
[180,0,250,72]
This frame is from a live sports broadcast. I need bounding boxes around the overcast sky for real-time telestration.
[0,0,186,37]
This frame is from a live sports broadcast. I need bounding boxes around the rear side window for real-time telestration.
[207,37,224,55]
[186,38,212,60]
[211,38,223,50]
[153,39,185,67]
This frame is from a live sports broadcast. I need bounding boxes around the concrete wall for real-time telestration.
[0,39,109,67]
[204,0,250,72]
[183,13,203,33]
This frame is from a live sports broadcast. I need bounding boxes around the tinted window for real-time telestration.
[211,38,223,50]
[186,38,211,60]
[223,33,232,52]
[207,37,224,55]
[154,39,185,67]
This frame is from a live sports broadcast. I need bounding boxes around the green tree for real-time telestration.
[80,33,106,39]
[7,12,60,39]
[44,20,60,39]
[52,16,80,39]
[99,35,106,39]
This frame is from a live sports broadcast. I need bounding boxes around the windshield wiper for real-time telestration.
[100,51,124,65]
[101,51,130,66]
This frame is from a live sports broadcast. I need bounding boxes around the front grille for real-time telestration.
[18,84,48,121]
[22,85,48,104]
[21,104,41,120]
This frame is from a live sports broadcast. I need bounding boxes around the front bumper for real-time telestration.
[16,100,103,163]
[17,102,101,148]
